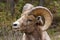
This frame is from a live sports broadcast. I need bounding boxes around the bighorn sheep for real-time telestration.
[12,3,53,40]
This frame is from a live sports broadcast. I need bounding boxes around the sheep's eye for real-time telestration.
[28,19,32,22]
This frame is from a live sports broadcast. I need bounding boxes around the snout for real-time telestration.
[12,21,20,29]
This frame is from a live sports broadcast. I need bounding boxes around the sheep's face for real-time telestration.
[13,14,37,33]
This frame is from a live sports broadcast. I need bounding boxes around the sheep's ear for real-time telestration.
[36,16,44,26]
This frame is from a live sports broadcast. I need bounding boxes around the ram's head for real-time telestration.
[12,3,53,33]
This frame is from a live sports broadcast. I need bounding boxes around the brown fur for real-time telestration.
[13,3,53,40]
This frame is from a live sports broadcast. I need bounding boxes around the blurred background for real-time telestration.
[0,0,60,40]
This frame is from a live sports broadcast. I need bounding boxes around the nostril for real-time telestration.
[13,24,17,26]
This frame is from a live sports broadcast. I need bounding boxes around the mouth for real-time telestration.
[12,27,20,31]
[12,28,25,33]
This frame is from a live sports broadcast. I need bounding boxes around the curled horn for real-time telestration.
[22,3,34,13]
[29,6,53,31]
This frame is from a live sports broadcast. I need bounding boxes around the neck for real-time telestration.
[23,28,42,40]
